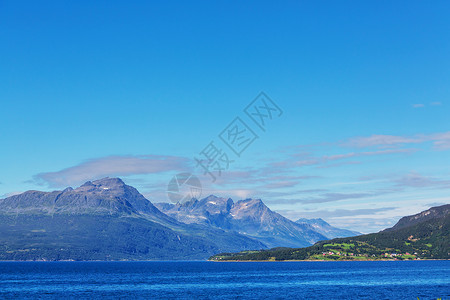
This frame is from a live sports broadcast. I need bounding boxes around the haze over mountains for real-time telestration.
[0,177,359,260]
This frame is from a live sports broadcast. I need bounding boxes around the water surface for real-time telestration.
[0,261,448,299]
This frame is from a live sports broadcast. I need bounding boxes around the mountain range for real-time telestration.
[0,177,359,260]
[155,196,359,248]
[210,204,450,261]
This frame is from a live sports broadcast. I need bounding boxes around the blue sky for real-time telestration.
[1,1,449,232]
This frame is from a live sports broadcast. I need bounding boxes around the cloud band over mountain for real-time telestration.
[34,155,191,188]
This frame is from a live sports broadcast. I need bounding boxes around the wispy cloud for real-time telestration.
[33,155,191,188]
[294,188,329,194]
[274,192,373,205]
[316,161,361,169]
[269,158,320,168]
[212,168,318,190]
[299,192,374,204]
[261,180,302,189]
[345,131,450,150]
[428,132,450,150]
[345,135,421,148]
[412,102,442,108]
[267,147,416,172]
[272,186,403,205]
[324,148,417,160]
[267,131,448,175]
[277,207,396,220]
[395,172,450,189]
[0,191,23,199]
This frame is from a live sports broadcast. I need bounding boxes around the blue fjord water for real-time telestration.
[0,261,448,299]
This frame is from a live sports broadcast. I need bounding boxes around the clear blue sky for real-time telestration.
[1,0,449,232]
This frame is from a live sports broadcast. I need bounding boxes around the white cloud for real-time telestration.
[34,155,191,188]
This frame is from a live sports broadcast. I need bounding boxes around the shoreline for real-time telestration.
[0,258,448,262]
[209,259,450,262]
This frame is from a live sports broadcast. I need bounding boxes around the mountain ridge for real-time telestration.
[0,178,265,260]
